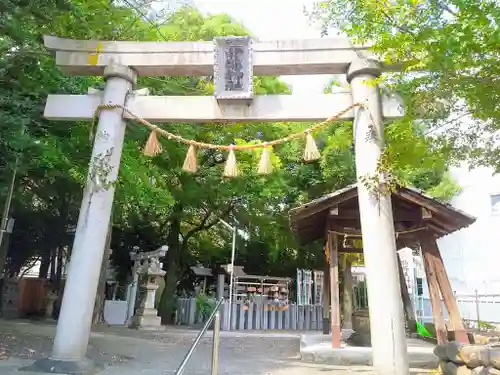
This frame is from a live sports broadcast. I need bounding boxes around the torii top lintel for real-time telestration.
[43,35,404,77]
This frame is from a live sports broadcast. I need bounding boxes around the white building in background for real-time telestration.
[352,163,500,325]
[408,163,500,324]
[438,164,500,294]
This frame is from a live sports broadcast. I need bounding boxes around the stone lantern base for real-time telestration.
[130,278,165,331]
[131,307,164,330]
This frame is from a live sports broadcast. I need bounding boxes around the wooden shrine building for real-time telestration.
[289,183,475,347]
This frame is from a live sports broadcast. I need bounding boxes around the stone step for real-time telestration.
[300,333,439,369]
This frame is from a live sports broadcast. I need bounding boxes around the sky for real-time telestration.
[193,0,332,94]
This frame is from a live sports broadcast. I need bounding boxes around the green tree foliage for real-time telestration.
[309,0,500,170]
[0,0,157,279]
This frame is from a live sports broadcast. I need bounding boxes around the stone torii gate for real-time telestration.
[35,36,409,375]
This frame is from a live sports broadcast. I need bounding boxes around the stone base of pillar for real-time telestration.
[44,293,58,320]
[130,308,164,331]
[20,357,95,374]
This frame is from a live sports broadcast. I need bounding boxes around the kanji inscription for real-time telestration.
[213,36,253,100]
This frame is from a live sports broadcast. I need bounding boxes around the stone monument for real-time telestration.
[130,246,167,330]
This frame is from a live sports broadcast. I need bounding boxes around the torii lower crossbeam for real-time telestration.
[44,93,404,122]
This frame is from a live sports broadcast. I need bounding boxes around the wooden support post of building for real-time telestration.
[342,255,354,330]
[420,234,447,344]
[327,231,341,348]
[397,255,417,336]
[323,243,331,335]
[420,233,469,344]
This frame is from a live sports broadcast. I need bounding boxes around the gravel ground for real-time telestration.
[0,331,130,367]
[0,321,433,375]
[0,321,302,374]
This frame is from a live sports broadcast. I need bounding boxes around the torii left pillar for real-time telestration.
[29,64,137,374]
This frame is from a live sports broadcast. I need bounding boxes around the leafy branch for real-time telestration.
[182,203,235,246]
[359,149,398,203]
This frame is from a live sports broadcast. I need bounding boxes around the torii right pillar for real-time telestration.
[348,59,409,375]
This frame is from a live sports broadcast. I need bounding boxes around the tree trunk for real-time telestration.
[52,193,69,286]
[92,221,113,325]
[160,257,179,324]
[0,232,10,277]
[38,249,51,279]
[50,246,57,282]
[342,255,354,330]
[55,246,63,287]
[160,215,181,324]
[51,245,65,318]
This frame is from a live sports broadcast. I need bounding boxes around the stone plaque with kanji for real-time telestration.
[214,36,253,100]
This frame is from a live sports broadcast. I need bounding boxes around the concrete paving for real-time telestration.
[300,333,439,369]
[0,321,436,375]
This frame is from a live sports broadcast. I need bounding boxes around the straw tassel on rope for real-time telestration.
[257,144,273,175]
[303,129,320,162]
[223,145,238,178]
[143,131,163,157]
[131,103,361,172]
[182,144,198,173]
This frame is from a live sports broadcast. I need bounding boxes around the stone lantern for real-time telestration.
[130,246,167,330]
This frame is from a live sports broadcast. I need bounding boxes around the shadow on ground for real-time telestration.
[0,320,436,375]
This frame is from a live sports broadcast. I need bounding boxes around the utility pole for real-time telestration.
[125,246,140,325]
[0,156,19,276]
[219,218,236,328]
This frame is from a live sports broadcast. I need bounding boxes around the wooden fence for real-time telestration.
[175,298,323,331]
[0,278,51,318]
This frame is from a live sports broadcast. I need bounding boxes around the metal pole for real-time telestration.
[227,226,236,329]
[475,289,480,331]
[210,310,221,375]
[175,299,224,375]
[0,156,18,253]
[0,156,19,276]
[126,264,140,325]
